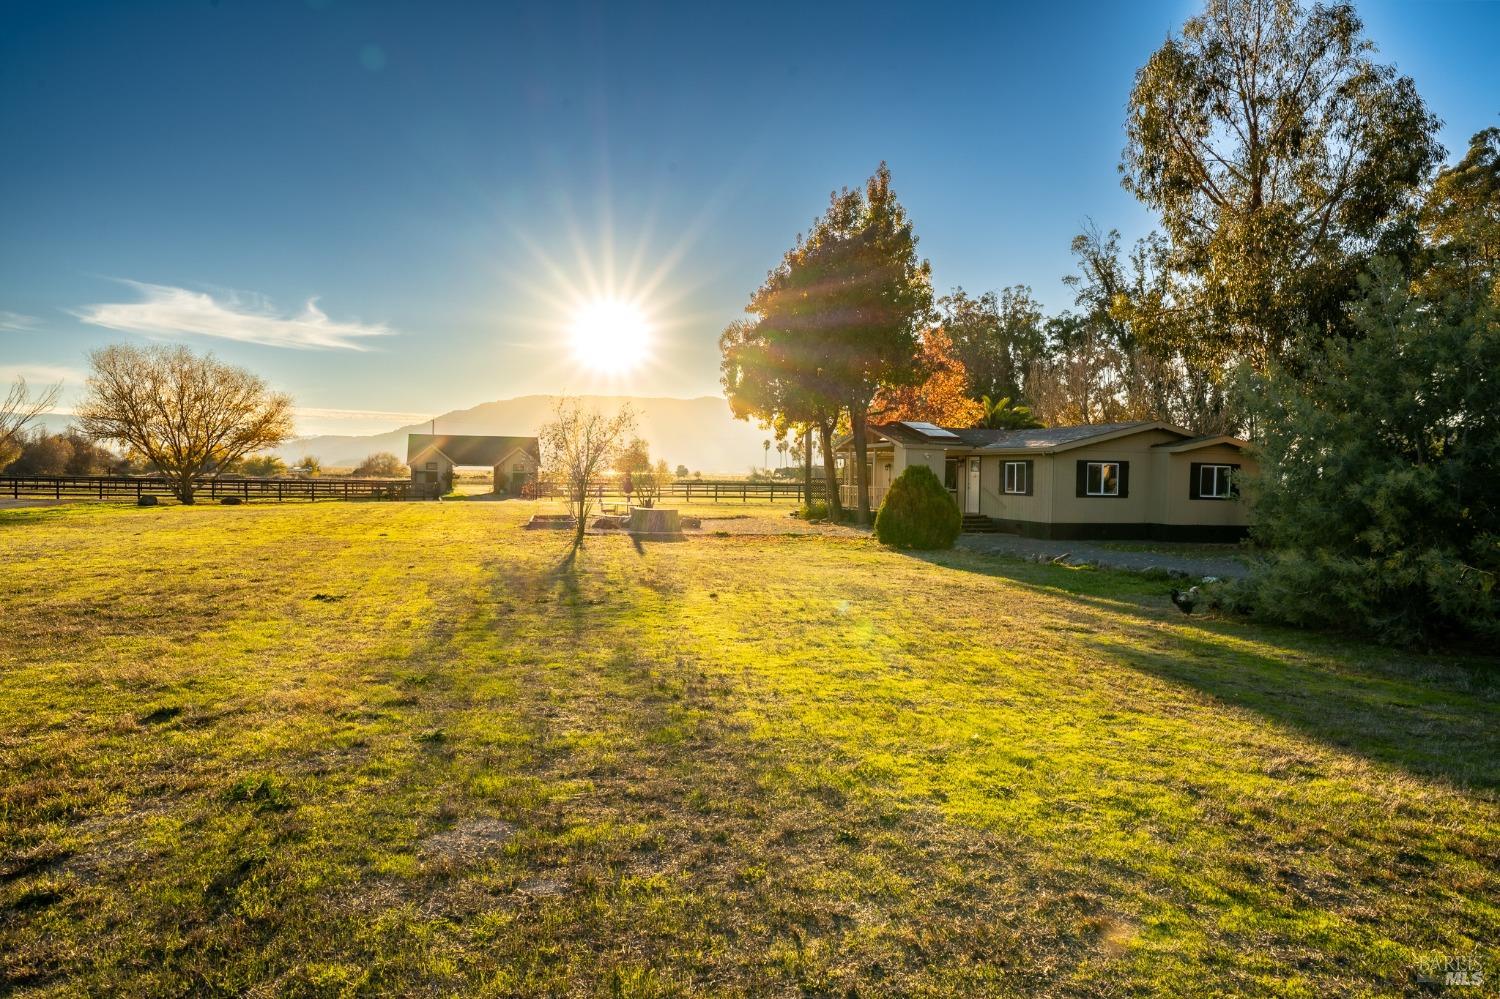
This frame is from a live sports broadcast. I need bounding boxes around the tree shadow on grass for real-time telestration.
[1092,628,1500,791]
[626,532,689,555]
[327,541,1210,996]
[542,543,591,639]
[908,547,1500,792]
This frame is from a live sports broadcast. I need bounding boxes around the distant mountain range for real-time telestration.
[273,395,778,473]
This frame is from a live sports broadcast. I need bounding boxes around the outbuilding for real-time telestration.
[406,434,540,498]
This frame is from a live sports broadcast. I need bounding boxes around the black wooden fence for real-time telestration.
[2,474,823,504]
[0,474,411,502]
[532,478,825,503]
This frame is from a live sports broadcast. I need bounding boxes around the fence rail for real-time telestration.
[532,478,825,503]
[1,474,412,502]
[2,474,824,505]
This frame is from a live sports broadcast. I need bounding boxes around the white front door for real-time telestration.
[966,459,981,514]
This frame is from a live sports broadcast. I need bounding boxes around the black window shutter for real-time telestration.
[1075,460,1088,497]
[1024,460,1034,495]
[1189,462,1202,499]
[1117,461,1129,498]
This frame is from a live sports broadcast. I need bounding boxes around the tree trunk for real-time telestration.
[817,421,841,522]
[802,426,813,507]
[176,473,195,505]
[850,404,872,525]
[572,489,587,547]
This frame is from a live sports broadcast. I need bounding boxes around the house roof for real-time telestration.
[843,420,1186,454]
[406,434,540,466]
[1152,433,1249,453]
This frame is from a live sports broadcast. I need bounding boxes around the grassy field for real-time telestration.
[1,500,1495,997]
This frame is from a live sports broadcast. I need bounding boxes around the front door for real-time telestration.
[966,459,981,514]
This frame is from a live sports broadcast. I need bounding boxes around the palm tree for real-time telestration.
[762,439,771,468]
[977,395,1044,430]
[777,439,789,467]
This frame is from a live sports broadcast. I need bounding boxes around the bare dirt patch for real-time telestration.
[419,817,516,863]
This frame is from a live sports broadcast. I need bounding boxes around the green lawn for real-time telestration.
[1,500,1495,997]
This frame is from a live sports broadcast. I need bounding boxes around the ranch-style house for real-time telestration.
[835,420,1255,541]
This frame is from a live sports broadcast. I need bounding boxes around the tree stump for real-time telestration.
[628,507,681,536]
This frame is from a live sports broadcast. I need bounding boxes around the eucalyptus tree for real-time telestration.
[938,286,1046,403]
[1419,127,1500,301]
[1121,0,1442,372]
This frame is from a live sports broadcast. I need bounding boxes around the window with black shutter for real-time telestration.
[1077,460,1127,497]
[1189,462,1239,500]
[1002,460,1032,495]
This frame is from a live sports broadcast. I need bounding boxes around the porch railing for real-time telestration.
[839,484,888,509]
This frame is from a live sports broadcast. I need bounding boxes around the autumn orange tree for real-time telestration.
[868,327,982,427]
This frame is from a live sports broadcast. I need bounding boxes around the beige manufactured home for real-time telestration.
[835,421,1254,541]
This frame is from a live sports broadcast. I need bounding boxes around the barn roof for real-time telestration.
[406,434,539,466]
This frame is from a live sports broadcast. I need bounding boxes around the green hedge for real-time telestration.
[874,465,961,550]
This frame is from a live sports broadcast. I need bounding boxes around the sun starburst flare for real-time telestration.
[568,298,651,373]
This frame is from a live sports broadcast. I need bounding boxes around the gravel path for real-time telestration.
[956,532,1251,580]
[0,498,74,511]
[693,513,866,537]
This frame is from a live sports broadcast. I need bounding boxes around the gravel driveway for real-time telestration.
[956,532,1252,580]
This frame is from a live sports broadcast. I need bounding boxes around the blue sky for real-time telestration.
[2,0,1496,435]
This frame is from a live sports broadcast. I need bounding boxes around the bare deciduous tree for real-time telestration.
[77,344,294,504]
[0,377,63,468]
[539,398,635,546]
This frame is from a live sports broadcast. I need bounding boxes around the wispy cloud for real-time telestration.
[0,363,86,416]
[74,281,393,351]
[294,406,433,423]
[0,363,86,386]
[0,311,38,332]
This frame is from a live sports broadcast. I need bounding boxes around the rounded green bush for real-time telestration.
[874,464,961,550]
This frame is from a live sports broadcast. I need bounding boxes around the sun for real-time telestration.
[568,299,650,373]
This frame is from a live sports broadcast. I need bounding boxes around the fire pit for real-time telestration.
[524,513,576,530]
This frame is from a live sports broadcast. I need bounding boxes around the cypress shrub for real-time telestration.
[874,465,961,550]
[1242,261,1500,646]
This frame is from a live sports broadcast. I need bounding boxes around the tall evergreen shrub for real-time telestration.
[874,465,961,550]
